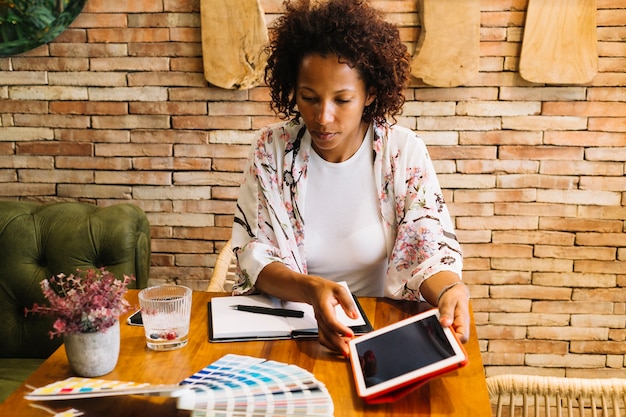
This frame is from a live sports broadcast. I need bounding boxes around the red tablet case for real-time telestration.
[350,312,469,404]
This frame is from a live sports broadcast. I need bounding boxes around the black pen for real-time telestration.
[230,305,305,318]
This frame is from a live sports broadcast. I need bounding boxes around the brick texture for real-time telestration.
[0,0,624,379]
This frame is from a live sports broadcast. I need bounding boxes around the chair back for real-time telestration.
[487,374,626,417]
[207,239,237,292]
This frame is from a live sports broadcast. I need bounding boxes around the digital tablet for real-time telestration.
[348,308,468,403]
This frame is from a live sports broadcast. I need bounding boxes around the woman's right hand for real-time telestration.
[305,278,359,357]
[255,263,358,357]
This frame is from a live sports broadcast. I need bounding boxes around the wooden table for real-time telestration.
[0,291,491,417]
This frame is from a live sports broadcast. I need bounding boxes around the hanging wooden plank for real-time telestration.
[519,0,597,84]
[200,0,268,90]
[410,0,481,88]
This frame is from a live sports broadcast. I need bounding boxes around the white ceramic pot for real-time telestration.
[64,320,120,377]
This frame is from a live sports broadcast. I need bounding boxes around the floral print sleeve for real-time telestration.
[230,118,462,300]
[374,123,463,300]
[231,119,310,295]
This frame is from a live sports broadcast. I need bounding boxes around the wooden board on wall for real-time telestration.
[410,0,481,88]
[519,0,597,84]
[200,0,268,90]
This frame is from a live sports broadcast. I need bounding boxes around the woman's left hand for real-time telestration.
[437,283,471,343]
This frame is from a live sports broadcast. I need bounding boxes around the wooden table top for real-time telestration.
[0,291,491,417]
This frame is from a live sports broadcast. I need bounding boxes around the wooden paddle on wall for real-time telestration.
[410,0,481,87]
[200,0,268,90]
[519,0,597,84]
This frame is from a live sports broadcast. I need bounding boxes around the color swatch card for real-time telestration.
[177,354,334,416]
[25,355,333,416]
[25,377,186,401]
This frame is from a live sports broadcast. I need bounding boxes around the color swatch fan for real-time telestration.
[177,354,334,416]
[24,377,185,400]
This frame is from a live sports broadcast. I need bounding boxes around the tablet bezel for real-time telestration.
[348,308,467,401]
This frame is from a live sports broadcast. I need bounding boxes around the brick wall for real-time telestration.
[0,0,624,378]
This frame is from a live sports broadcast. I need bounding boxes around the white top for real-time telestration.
[232,118,463,301]
[304,127,387,296]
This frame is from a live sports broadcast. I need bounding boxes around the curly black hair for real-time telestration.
[265,0,411,124]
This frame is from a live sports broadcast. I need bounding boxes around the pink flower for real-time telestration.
[25,268,134,338]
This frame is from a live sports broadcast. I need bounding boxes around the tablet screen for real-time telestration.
[349,309,467,400]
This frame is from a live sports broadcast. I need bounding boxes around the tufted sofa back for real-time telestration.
[0,201,151,359]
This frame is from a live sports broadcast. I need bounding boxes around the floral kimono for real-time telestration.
[231,117,462,300]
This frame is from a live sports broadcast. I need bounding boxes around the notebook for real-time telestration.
[209,281,372,342]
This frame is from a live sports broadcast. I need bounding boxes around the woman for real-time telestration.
[231,0,470,357]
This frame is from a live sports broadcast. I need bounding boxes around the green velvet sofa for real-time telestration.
[0,201,151,403]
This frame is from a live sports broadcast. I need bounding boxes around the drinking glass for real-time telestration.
[138,285,192,351]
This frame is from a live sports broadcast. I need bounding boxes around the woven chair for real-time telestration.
[207,239,237,292]
[487,374,626,417]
